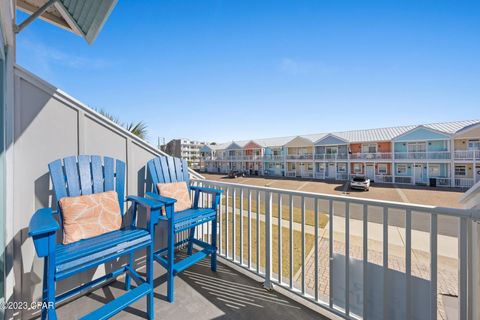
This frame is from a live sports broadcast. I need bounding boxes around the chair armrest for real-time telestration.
[127,196,165,210]
[145,192,177,205]
[189,186,224,196]
[29,208,59,257]
[29,208,59,237]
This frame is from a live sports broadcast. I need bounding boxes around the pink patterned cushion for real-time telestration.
[59,191,122,244]
[157,182,192,212]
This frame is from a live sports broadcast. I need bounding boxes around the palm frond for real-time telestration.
[126,121,148,140]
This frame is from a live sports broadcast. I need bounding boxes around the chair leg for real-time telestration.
[211,218,217,272]
[41,258,48,320]
[146,242,154,319]
[167,220,175,303]
[187,227,195,255]
[124,253,134,291]
[46,254,57,319]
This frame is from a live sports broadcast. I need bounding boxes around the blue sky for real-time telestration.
[17,0,480,144]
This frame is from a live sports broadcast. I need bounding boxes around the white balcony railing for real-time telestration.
[314,153,349,161]
[454,150,480,160]
[394,151,451,160]
[455,178,475,188]
[286,154,314,160]
[285,171,296,177]
[374,175,393,183]
[395,176,412,184]
[190,179,479,320]
[263,155,285,161]
[350,152,393,160]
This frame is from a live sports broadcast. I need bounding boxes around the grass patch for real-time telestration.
[221,195,329,228]
[217,214,315,279]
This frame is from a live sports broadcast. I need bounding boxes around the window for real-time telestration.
[429,164,441,177]
[455,165,466,176]
[338,163,347,172]
[325,146,338,154]
[468,139,480,150]
[362,144,377,153]
[397,164,408,175]
[353,163,362,174]
[378,164,388,175]
[407,142,426,153]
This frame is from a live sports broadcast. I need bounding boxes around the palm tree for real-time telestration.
[126,121,148,140]
[96,108,149,140]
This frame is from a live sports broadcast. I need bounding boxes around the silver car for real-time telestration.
[350,176,371,191]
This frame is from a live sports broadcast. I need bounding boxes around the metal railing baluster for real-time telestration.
[232,188,236,261]
[405,209,412,320]
[278,193,282,283]
[430,214,438,320]
[289,194,294,289]
[240,188,244,265]
[257,191,261,274]
[264,191,273,289]
[301,196,306,295]
[345,201,350,317]
[248,190,252,269]
[329,200,334,308]
[383,207,389,320]
[363,204,368,319]
[314,198,319,301]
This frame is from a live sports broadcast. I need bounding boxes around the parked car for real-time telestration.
[350,175,370,191]
[228,170,245,178]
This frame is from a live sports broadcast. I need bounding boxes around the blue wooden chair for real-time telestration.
[29,155,164,320]
[144,156,223,302]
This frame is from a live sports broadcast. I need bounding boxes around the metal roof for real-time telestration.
[214,120,480,149]
[17,0,117,44]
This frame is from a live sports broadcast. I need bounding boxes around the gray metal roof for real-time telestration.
[17,0,117,44]
[214,120,480,149]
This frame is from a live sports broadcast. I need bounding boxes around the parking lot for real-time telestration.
[201,173,466,208]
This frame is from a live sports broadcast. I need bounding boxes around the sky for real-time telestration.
[16,0,480,144]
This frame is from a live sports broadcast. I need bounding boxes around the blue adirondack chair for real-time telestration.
[28,155,164,320]
[143,156,223,302]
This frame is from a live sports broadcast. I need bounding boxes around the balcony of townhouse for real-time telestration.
[394,151,451,161]
[263,154,285,161]
[350,152,393,161]
[286,153,314,161]
[313,153,349,161]
[454,150,480,161]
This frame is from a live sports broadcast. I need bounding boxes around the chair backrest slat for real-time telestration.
[78,155,93,195]
[104,157,115,191]
[91,155,104,193]
[147,160,160,186]
[115,159,126,214]
[159,157,170,183]
[49,159,68,204]
[181,159,189,183]
[166,157,177,182]
[153,157,165,183]
[174,158,183,182]
[63,156,81,196]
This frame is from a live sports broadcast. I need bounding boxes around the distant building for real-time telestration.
[162,139,210,168]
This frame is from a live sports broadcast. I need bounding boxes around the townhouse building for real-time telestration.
[199,120,480,188]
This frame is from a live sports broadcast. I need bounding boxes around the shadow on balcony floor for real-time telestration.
[55,252,327,319]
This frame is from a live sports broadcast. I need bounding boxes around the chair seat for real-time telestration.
[55,227,151,276]
[173,208,217,232]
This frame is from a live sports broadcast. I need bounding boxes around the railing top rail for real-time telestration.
[192,178,476,218]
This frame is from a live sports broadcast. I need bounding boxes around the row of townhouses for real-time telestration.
[199,120,480,188]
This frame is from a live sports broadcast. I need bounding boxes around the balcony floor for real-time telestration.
[55,251,327,320]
